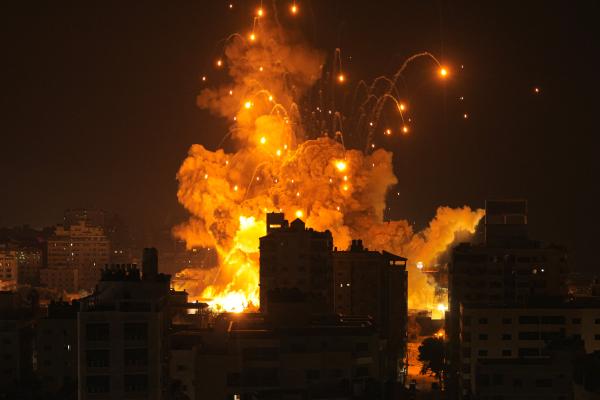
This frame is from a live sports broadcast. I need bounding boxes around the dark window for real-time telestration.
[478,318,488,324]
[478,349,488,357]
[502,318,512,324]
[464,316,471,327]
[226,373,241,386]
[462,363,470,373]
[502,334,512,340]
[355,366,369,377]
[86,375,110,393]
[478,374,490,387]
[541,331,563,341]
[502,349,511,356]
[595,318,600,325]
[572,318,582,324]
[243,347,279,361]
[493,374,504,385]
[462,347,471,357]
[518,348,540,357]
[123,323,147,341]
[519,316,539,324]
[124,374,148,392]
[513,378,523,387]
[86,323,109,341]
[519,331,539,340]
[478,334,488,340]
[463,332,471,342]
[124,349,147,366]
[541,316,565,324]
[595,334,600,341]
[87,350,110,368]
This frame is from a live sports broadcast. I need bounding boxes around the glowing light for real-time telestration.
[416,261,424,270]
[337,73,345,83]
[402,125,409,134]
[276,149,281,157]
[259,136,267,144]
[399,103,406,111]
[343,184,349,191]
[290,3,298,14]
[259,66,264,72]
[343,175,348,181]
[233,185,239,192]
[228,3,233,9]
[437,303,448,313]
[257,7,264,17]
[439,67,449,77]
[296,191,300,197]
[244,101,252,109]
[249,32,256,42]
[216,59,223,67]
[534,87,540,93]
[283,144,288,150]
[204,173,208,179]
[229,90,233,96]
[335,160,347,172]
[295,210,303,218]
[268,95,273,102]
[463,113,469,119]
[256,176,260,181]
[201,76,206,82]
[385,128,392,135]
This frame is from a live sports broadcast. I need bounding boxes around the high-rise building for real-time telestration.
[259,213,334,313]
[44,221,110,292]
[15,246,43,286]
[0,249,18,289]
[77,249,190,400]
[333,239,408,380]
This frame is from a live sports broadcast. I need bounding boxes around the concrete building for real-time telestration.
[44,220,110,292]
[77,248,194,400]
[458,299,600,398]
[259,213,334,313]
[190,307,384,400]
[333,239,408,381]
[36,300,79,396]
[16,245,43,286]
[0,249,18,289]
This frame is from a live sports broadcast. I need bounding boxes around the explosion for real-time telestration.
[172,12,483,315]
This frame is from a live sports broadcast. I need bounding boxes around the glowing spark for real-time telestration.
[257,8,264,17]
[335,160,347,172]
[385,128,392,135]
[244,101,252,109]
[463,113,469,119]
[290,3,298,14]
[402,125,409,134]
[439,67,449,77]
[534,87,540,93]
[233,185,239,192]
[296,191,300,197]
[416,261,424,270]
[371,144,375,148]
[295,210,303,218]
[343,184,349,191]
[256,176,260,181]
[225,160,229,165]
[399,103,406,111]
[201,76,206,82]
[259,66,264,72]
[229,90,233,95]
[216,59,223,67]
[268,95,273,102]
[249,32,256,42]
[276,149,282,157]
[437,303,448,312]
[204,174,208,179]
[336,206,340,211]
[343,175,348,181]
[337,73,345,83]
[259,136,266,144]
[229,3,233,9]
[369,122,374,127]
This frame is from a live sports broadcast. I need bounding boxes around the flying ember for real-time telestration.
[172,9,483,315]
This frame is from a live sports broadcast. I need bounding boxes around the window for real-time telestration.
[87,350,110,368]
[355,366,369,377]
[572,318,582,324]
[502,349,511,357]
[535,378,552,388]
[478,318,488,324]
[355,342,369,352]
[519,316,539,324]
[463,332,471,342]
[595,334,600,341]
[306,370,320,380]
[595,318,600,325]
[502,318,512,324]
[462,347,471,357]
[502,333,512,340]
[86,375,110,393]
[227,373,241,386]
[124,349,147,366]
[478,349,488,357]
[478,334,488,340]
[518,348,539,357]
[124,374,148,393]
[519,331,539,340]
[513,378,523,387]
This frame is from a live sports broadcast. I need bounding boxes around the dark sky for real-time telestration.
[1,1,598,271]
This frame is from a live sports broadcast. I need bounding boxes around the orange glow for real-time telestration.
[385,128,392,135]
[259,136,266,144]
[257,7,264,17]
[249,32,256,42]
[399,103,406,111]
[216,59,223,67]
[295,210,303,218]
[244,101,252,109]
[337,73,345,83]
[335,160,347,172]
[290,3,298,14]
[402,125,409,134]
[439,66,449,77]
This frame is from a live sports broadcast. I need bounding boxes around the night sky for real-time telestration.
[1,1,598,271]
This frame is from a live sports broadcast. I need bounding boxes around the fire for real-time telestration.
[172,18,484,315]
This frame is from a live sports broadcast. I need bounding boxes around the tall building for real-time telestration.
[43,220,110,292]
[457,299,600,398]
[0,249,18,289]
[77,249,190,400]
[15,246,43,286]
[333,239,408,381]
[259,213,334,313]
[36,300,79,396]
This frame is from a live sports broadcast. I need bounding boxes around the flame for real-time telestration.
[172,19,484,315]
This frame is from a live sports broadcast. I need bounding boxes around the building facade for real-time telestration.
[0,250,18,289]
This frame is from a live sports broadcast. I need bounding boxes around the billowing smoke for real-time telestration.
[173,20,484,313]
